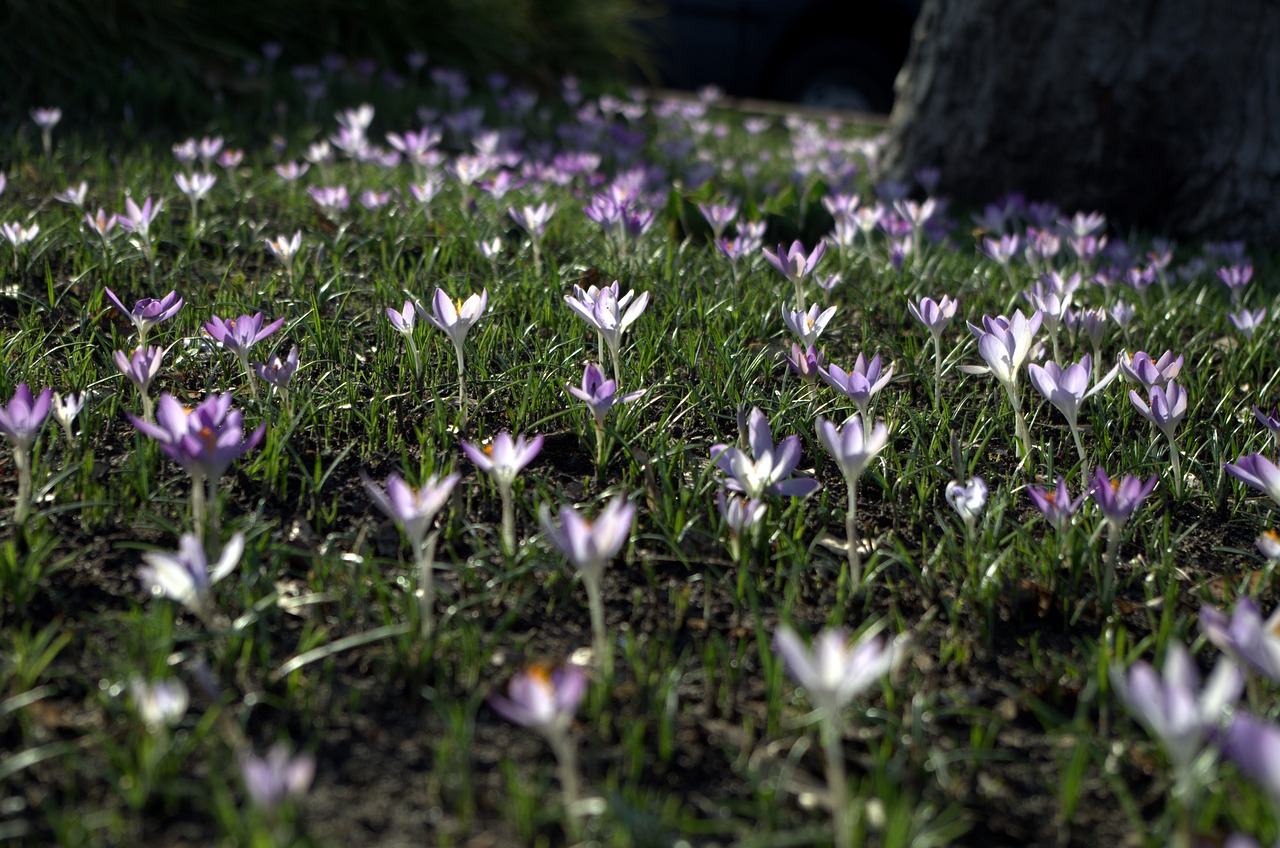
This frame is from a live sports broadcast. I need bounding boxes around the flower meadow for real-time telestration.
[3,71,1280,848]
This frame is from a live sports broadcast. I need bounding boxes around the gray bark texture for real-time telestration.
[879,0,1280,242]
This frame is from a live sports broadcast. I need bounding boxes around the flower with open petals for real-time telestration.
[1118,350,1183,390]
[489,665,587,733]
[1110,642,1241,768]
[138,532,244,619]
[961,309,1043,389]
[129,678,189,731]
[774,624,896,713]
[564,282,648,380]
[946,477,987,524]
[254,346,299,390]
[1028,354,1118,431]
[1200,598,1280,683]
[461,431,543,488]
[816,414,887,485]
[204,313,286,360]
[104,288,183,343]
[567,363,642,429]
[908,295,958,340]
[129,393,264,483]
[1089,467,1157,528]
[113,346,165,393]
[1026,476,1085,534]
[711,407,819,500]
[116,196,163,239]
[420,287,487,352]
[363,471,460,552]
[783,303,836,347]
[820,353,894,419]
[762,240,826,283]
[1129,380,1187,441]
[540,496,634,585]
[240,743,315,812]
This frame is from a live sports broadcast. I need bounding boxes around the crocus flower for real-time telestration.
[786,343,824,381]
[488,664,588,824]
[775,622,897,848]
[1028,354,1119,464]
[763,240,827,311]
[1225,454,1280,508]
[774,624,896,713]
[85,208,118,241]
[567,362,643,431]
[240,743,316,812]
[1,221,38,253]
[1090,467,1158,528]
[1253,406,1280,445]
[1026,476,1085,534]
[254,346,300,392]
[1118,350,1183,390]
[104,288,184,345]
[129,678,189,731]
[716,489,766,564]
[113,346,164,420]
[509,201,556,237]
[961,309,1043,458]
[711,406,820,500]
[1130,380,1189,496]
[204,312,286,400]
[697,199,739,240]
[0,383,53,453]
[386,300,422,379]
[51,391,86,444]
[462,432,544,552]
[116,196,163,256]
[817,414,889,588]
[1260,529,1280,560]
[541,497,634,673]
[174,172,216,201]
[1110,642,1241,769]
[1230,307,1268,338]
[946,476,987,529]
[1199,598,1280,682]
[364,470,460,635]
[783,303,837,347]
[419,288,487,425]
[908,295,958,339]
[32,107,60,158]
[1223,714,1280,804]
[55,181,88,208]
[820,353,894,420]
[564,282,649,384]
[264,231,303,272]
[138,531,244,621]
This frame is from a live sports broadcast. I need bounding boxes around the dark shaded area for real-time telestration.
[881,0,1280,242]
[1,0,649,130]
[640,0,919,112]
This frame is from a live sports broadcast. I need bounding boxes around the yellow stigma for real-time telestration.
[1109,479,1121,493]
[482,443,493,456]
[455,298,465,315]
[527,664,552,684]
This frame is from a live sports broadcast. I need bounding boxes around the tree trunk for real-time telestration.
[879,0,1280,242]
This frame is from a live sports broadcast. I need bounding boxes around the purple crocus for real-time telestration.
[564,282,649,384]
[1028,354,1118,464]
[104,287,183,345]
[961,309,1043,458]
[1200,598,1280,682]
[204,312,285,400]
[1118,350,1183,390]
[1225,454,1280,508]
[420,288,487,424]
[0,384,53,524]
[817,414,889,588]
[820,353,894,420]
[1253,406,1280,445]
[1223,714,1280,805]
[785,343,824,381]
[364,470,460,635]
[716,489,766,563]
[1110,642,1241,769]
[253,346,300,394]
[113,345,165,421]
[540,497,635,672]
[138,531,244,622]
[1090,467,1158,528]
[116,196,163,259]
[774,624,896,713]
[909,294,958,401]
[567,362,643,431]
[1026,476,1086,534]
[710,407,820,500]
[1130,380,1189,497]
[1230,307,1268,339]
[240,743,316,812]
[763,240,826,310]
[945,476,987,530]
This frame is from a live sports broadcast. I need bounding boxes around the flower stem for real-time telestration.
[406,334,422,382]
[454,345,468,430]
[932,334,943,408]
[1006,384,1032,462]
[546,727,584,839]
[416,531,439,639]
[1167,433,1184,499]
[1103,521,1122,605]
[583,576,611,678]
[13,448,32,525]
[593,422,605,474]
[845,478,862,592]
[820,709,852,848]
[190,474,206,541]
[1070,423,1088,471]
[499,482,515,557]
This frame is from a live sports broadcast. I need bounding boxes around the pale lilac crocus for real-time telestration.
[1259,528,1280,560]
[205,313,285,401]
[0,384,53,524]
[383,298,423,379]
[1200,598,1280,683]
[104,287,183,347]
[908,295,958,402]
[710,406,820,500]
[945,476,987,534]
[509,202,556,273]
[1110,642,1241,770]
[364,470,460,636]
[696,199,739,240]
[1223,714,1280,810]
[174,172,216,229]
[1026,476,1085,535]
[419,288,487,426]
[961,309,1043,460]
[564,282,649,384]
[567,362,642,470]
[113,345,165,421]
[31,107,60,158]
[1027,354,1119,466]
[253,346,300,412]
[716,489,766,565]
[763,240,827,311]
[84,208,118,248]
[540,497,635,674]
[1230,307,1268,339]
[1254,407,1280,449]
[264,231,303,281]
[775,623,896,848]
[129,678,189,732]
[1130,380,1189,497]
[1089,467,1157,598]
[1225,454,1280,508]
[116,196,163,263]
[51,392,86,445]
[783,303,836,348]
[786,343,824,381]
[817,414,889,589]
[138,531,244,623]
[462,431,543,555]
[129,393,264,539]
[820,353,893,421]
[1118,350,1183,391]
[240,743,316,813]
[489,665,588,827]
[54,181,88,209]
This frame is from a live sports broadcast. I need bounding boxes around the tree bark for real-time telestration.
[879,0,1280,242]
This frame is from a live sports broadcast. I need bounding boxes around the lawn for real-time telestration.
[2,68,1280,848]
